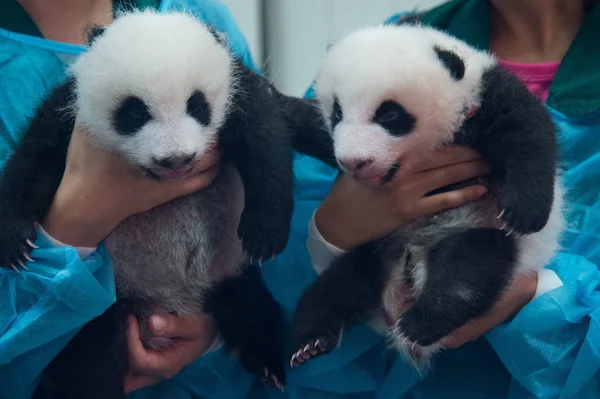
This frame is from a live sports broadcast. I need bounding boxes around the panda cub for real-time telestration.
[290,24,564,370]
[0,11,292,397]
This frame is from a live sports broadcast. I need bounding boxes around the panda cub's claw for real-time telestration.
[23,252,34,263]
[498,213,524,237]
[289,338,327,367]
[0,220,38,271]
[498,187,551,235]
[238,212,290,261]
[260,368,285,392]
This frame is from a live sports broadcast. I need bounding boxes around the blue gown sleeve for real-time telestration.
[0,1,262,398]
[485,202,600,399]
[0,235,115,399]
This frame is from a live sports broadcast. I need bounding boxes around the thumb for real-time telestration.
[172,164,221,199]
[149,313,213,340]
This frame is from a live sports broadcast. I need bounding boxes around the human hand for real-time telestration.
[315,146,490,250]
[442,272,538,348]
[124,313,219,393]
[42,122,222,247]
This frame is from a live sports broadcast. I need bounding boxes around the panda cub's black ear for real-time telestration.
[85,25,107,45]
[434,46,465,81]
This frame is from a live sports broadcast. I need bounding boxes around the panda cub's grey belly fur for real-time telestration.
[104,165,245,336]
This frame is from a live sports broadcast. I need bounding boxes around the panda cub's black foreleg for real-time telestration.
[396,228,517,348]
[277,94,338,168]
[290,242,389,367]
[0,80,74,269]
[204,264,286,390]
[222,66,294,262]
[469,67,557,236]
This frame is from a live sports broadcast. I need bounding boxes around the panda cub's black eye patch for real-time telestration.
[331,96,343,129]
[186,90,211,126]
[113,96,152,136]
[373,101,416,137]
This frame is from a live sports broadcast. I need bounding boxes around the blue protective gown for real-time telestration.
[1,0,599,398]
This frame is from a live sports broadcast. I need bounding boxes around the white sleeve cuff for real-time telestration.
[306,211,348,274]
[533,267,563,300]
[38,225,97,260]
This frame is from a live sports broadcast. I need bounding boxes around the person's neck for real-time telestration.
[490,0,586,63]
[18,0,113,44]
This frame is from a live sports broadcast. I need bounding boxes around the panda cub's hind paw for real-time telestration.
[237,334,287,391]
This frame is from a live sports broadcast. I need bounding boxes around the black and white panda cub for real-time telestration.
[0,11,292,397]
[290,24,564,370]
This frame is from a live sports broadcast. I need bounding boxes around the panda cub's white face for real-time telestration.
[315,24,495,186]
[70,11,234,179]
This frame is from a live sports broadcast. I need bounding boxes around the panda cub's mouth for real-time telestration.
[140,165,195,181]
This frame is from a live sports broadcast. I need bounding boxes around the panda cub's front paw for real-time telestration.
[0,218,38,271]
[237,211,291,262]
[498,186,552,235]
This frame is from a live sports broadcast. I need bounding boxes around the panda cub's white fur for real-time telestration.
[71,11,233,169]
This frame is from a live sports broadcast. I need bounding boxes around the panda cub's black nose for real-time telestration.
[153,153,196,170]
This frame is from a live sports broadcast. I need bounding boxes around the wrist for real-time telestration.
[42,183,121,247]
[514,271,538,309]
[307,211,347,274]
[314,202,362,251]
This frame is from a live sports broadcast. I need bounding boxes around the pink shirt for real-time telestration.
[497,59,561,103]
